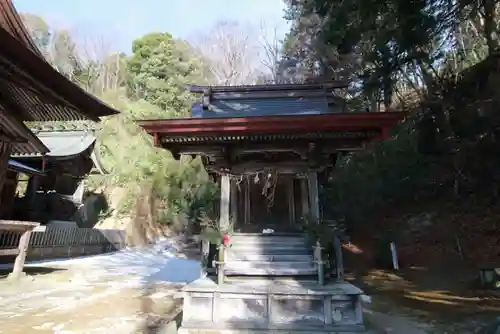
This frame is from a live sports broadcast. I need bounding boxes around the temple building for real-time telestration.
[138,82,404,333]
[6,123,107,223]
[0,0,119,278]
[0,1,119,212]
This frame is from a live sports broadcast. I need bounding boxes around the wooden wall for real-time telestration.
[0,141,12,208]
[232,176,305,232]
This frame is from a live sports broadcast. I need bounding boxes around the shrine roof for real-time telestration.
[11,128,97,159]
[188,82,348,118]
[1,110,48,155]
[11,126,107,175]
[0,1,119,122]
[137,112,405,140]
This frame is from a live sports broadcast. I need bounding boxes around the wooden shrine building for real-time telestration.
[139,83,403,233]
[6,123,107,223]
[0,0,118,196]
[139,83,404,333]
[0,0,119,279]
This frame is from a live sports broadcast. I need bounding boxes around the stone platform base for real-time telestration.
[179,278,365,333]
[178,325,367,334]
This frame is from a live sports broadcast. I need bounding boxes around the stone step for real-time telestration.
[231,239,309,247]
[231,232,307,237]
[225,261,315,270]
[225,266,317,276]
[228,249,311,256]
[225,277,319,284]
[229,244,311,254]
[179,321,367,333]
[230,235,308,244]
[226,254,313,262]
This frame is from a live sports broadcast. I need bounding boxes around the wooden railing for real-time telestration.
[0,226,126,261]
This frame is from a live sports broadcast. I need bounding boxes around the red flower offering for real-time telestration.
[223,234,231,247]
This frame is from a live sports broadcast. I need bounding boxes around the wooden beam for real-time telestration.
[209,161,332,175]
[0,220,39,232]
[0,133,27,143]
[162,138,373,160]
[233,146,308,158]
[0,248,19,256]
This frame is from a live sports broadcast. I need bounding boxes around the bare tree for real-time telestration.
[21,15,126,95]
[65,31,127,95]
[191,20,262,86]
[257,20,284,84]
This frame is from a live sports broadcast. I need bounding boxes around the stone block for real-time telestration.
[271,297,324,324]
[184,295,212,322]
[217,297,267,322]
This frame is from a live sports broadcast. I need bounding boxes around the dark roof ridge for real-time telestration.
[187,82,349,94]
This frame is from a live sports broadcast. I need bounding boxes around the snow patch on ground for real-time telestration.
[0,238,200,333]
[48,237,201,285]
[2,236,201,287]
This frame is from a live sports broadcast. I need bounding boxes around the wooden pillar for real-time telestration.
[244,178,250,226]
[217,246,226,285]
[308,172,323,285]
[0,142,12,205]
[314,240,324,285]
[287,177,295,227]
[334,235,344,281]
[219,174,231,231]
[230,180,238,229]
[217,174,230,285]
[308,172,320,222]
[10,230,32,280]
[201,239,210,275]
[300,178,309,220]
[25,175,40,220]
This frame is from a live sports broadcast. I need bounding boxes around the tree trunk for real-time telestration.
[482,0,499,54]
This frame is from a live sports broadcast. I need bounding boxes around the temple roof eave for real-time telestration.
[0,1,120,122]
[10,130,97,159]
[0,110,49,155]
[137,112,406,140]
